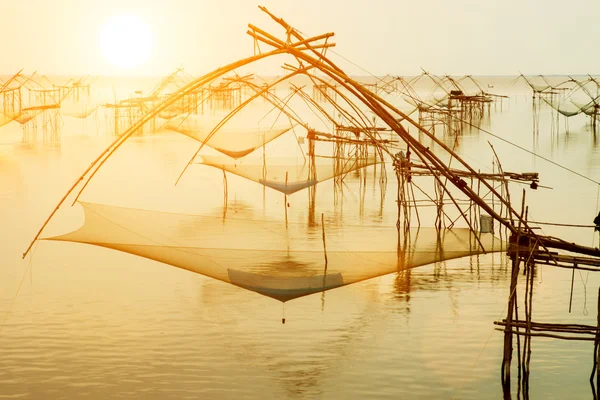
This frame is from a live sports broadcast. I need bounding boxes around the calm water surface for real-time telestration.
[2,76,600,399]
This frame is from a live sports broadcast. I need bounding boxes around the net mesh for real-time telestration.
[165,113,295,159]
[45,202,505,302]
[539,97,582,117]
[198,154,380,195]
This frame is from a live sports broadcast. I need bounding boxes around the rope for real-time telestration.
[0,243,37,336]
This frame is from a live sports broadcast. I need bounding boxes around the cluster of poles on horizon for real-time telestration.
[519,74,600,135]
[3,67,598,148]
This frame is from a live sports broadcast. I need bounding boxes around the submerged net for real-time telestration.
[165,114,295,159]
[198,154,380,195]
[45,202,505,302]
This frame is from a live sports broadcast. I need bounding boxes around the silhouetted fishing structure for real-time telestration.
[10,7,600,398]
[392,71,507,136]
[520,74,600,136]
[0,72,101,143]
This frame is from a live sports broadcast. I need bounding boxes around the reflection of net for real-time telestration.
[46,202,505,302]
[165,114,294,159]
[199,154,380,195]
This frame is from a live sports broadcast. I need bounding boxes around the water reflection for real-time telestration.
[195,278,384,398]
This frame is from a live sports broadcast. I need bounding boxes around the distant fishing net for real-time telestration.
[45,202,505,302]
[0,87,21,126]
[539,97,582,117]
[198,154,380,195]
[14,107,48,125]
[165,110,295,159]
[530,83,551,92]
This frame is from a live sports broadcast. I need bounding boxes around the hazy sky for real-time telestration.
[1,0,598,77]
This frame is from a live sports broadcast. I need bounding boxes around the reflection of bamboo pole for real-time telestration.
[223,170,228,208]
[321,213,328,266]
[284,171,288,227]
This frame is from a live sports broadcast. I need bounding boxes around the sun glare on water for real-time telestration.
[99,15,153,70]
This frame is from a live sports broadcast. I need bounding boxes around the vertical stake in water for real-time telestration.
[284,171,289,227]
[223,170,228,212]
[321,213,328,266]
[321,213,328,312]
[569,264,576,313]
[593,287,600,395]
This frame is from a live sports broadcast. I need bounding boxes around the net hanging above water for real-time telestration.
[45,202,505,302]
[60,101,99,119]
[165,114,296,159]
[198,154,380,195]
[539,96,582,117]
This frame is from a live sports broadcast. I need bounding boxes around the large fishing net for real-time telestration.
[45,202,505,302]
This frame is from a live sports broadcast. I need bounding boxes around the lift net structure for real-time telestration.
[26,6,527,304]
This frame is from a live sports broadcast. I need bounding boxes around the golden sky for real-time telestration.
[1,0,599,77]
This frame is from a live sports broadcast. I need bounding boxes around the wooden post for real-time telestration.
[569,265,576,313]
[597,287,600,398]
[503,190,526,392]
[502,253,520,392]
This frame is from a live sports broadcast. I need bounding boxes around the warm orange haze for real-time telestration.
[1,1,600,399]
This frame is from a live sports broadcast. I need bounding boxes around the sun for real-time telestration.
[99,15,153,70]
